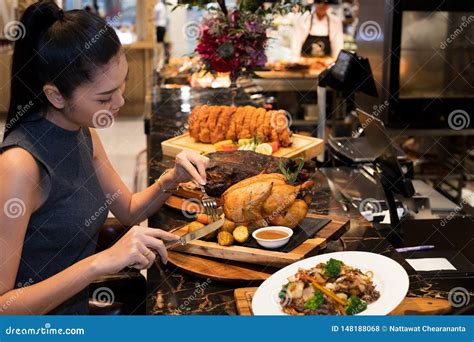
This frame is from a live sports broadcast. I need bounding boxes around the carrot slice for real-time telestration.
[196,213,210,224]
[300,273,347,306]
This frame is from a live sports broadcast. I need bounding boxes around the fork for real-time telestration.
[198,184,219,222]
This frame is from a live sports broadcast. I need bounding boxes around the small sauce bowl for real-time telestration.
[252,226,293,249]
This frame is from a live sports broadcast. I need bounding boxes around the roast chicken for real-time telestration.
[222,173,313,229]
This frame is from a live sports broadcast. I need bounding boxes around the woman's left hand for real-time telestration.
[171,150,210,185]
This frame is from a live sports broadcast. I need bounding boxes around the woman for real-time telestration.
[0,1,208,315]
[291,0,344,60]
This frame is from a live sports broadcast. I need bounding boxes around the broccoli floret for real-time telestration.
[279,283,289,300]
[323,258,344,278]
[304,290,324,310]
[346,296,368,315]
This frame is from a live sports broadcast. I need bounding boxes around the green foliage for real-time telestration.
[278,157,305,185]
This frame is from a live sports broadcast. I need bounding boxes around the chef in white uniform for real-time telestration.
[291,0,344,60]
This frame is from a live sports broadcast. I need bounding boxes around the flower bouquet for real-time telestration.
[178,0,293,83]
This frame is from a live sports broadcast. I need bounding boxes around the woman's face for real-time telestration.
[65,51,128,128]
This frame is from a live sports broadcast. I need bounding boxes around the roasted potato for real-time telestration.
[221,219,236,233]
[187,221,204,233]
[217,231,234,246]
[233,225,249,243]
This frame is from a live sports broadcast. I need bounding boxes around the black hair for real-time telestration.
[4,0,121,139]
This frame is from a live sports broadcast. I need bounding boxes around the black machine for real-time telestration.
[357,109,473,274]
[355,0,474,129]
[357,109,415,227]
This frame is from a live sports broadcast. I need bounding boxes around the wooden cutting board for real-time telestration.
[234,287,452,316]
[161,133,324,161]
[167,251,275,282]
[170,213,349,268]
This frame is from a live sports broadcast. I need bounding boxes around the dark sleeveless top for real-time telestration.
[0,112,109,315]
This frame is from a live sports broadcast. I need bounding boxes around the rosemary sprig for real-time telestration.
[278,157,305,184]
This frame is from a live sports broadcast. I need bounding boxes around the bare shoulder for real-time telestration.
[0,147,43,207]
[0,147,41,180]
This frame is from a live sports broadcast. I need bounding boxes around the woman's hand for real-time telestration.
[94,226,179,275]
[170,150,210,186]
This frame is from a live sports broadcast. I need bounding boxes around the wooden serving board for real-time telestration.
[161,133,324,161]
[170,213,349,268]
[234,287,452,316]
[167,252,274,282]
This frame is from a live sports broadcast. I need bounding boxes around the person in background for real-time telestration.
[291,0,344,60]
[153,0,167,43]
[153,0,168,70]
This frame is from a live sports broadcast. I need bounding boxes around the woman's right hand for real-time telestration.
[94,226,179,275]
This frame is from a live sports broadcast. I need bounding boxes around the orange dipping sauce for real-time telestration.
[255,230,288,240]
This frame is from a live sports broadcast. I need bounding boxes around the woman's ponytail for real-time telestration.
[5,1,63,138]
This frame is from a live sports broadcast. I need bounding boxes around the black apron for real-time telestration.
[301,15,332,57]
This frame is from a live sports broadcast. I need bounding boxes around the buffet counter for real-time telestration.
[145,87,473,315]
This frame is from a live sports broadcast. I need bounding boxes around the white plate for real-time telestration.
[252,251,409,315]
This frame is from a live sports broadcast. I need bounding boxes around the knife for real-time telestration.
[164,217,225,250]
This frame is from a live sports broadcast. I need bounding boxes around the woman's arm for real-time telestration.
[0,148,178,314]
[89,129,209,226]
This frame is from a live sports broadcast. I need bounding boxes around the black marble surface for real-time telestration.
[145,87,473,315]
